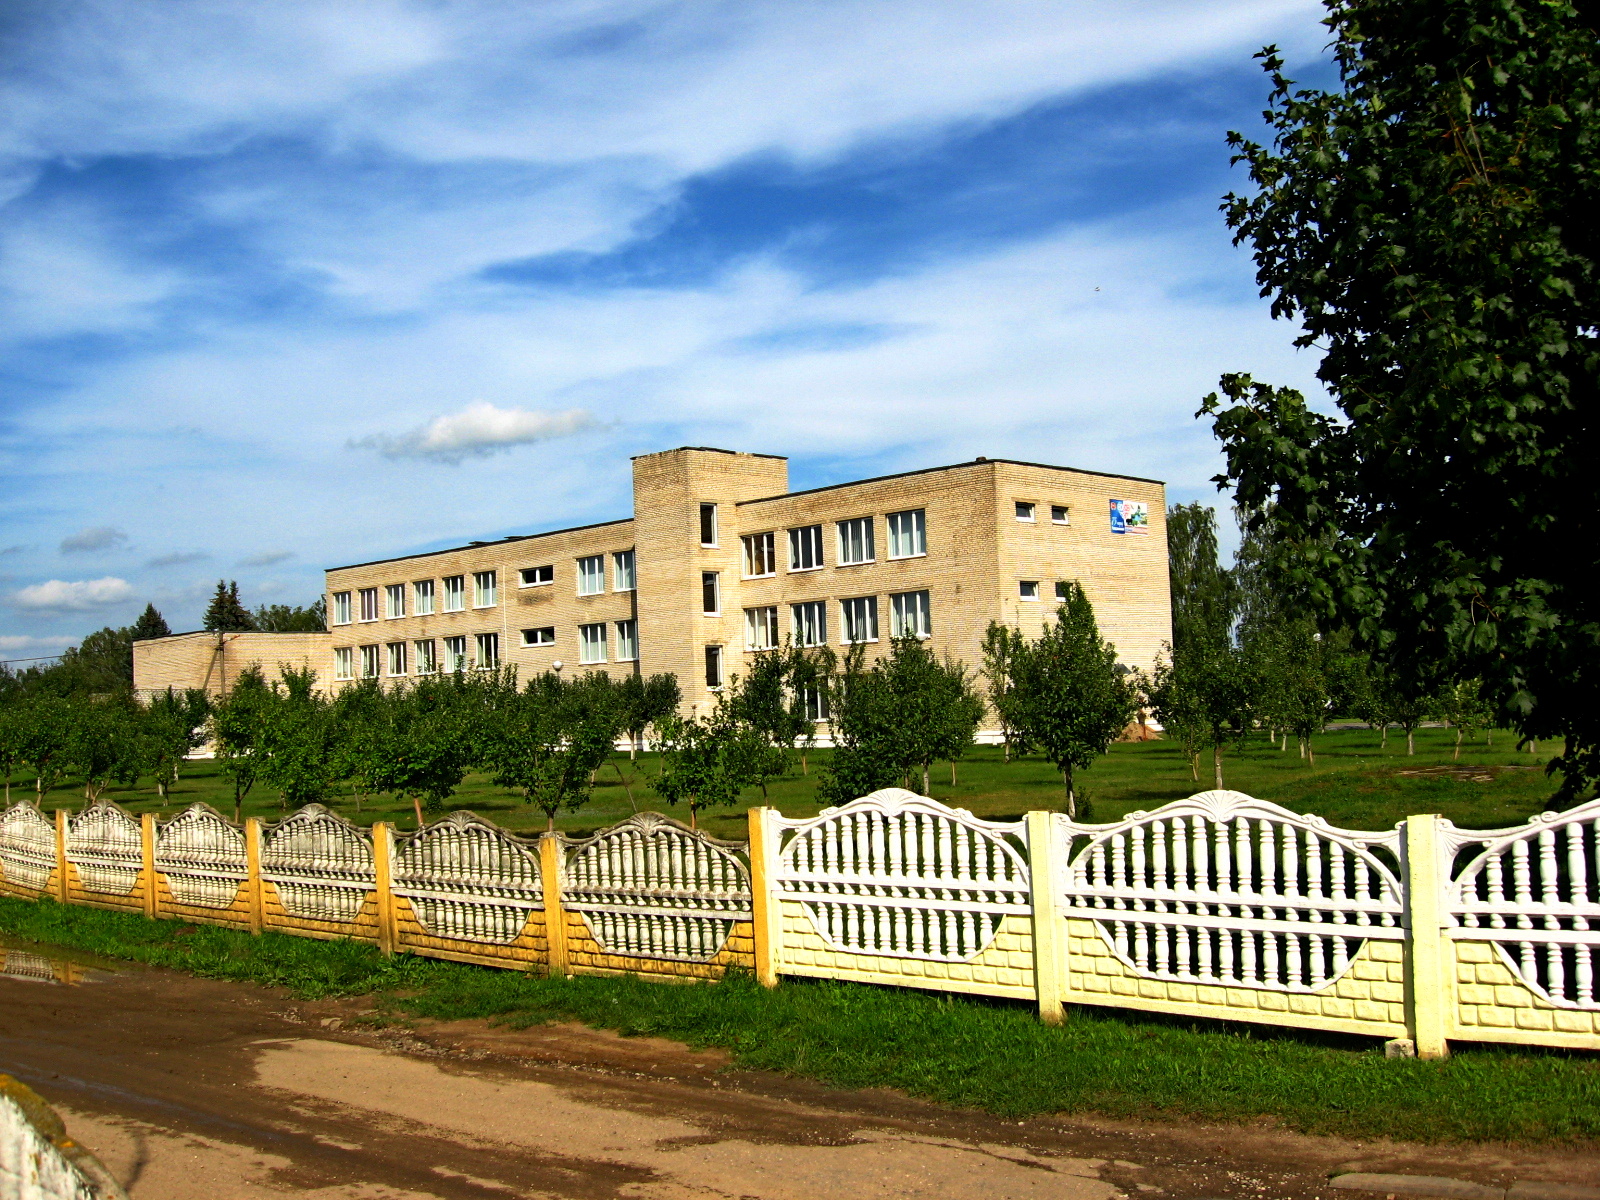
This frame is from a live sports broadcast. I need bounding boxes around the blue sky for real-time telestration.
[0,0,1332,656]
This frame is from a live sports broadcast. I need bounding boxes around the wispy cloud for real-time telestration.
[59,526,128,554]
[239,551,294,567]
[0,634,77,655]
[147,551,211,567]
[349,403,599,465]
[10,577,134,611]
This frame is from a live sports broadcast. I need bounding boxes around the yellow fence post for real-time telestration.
[1026,810,1064,1025]
[244,818,265,935]
[748,807,782,988]
[372,822,397,956]
[1404,813,1451,1059]
[141,811,158,920]
[53,809,69,903]
[540,834,569,977]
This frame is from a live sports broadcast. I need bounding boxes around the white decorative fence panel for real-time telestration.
[65,804,143,898]
[773,790,1031,964]
[1056,792,1405,994]
[260,804,374,923]
[394,813,543,945]
[1448,803,1600,1010]
[155,804,247,909]
[562,813,750,963]
[0,804,56,892]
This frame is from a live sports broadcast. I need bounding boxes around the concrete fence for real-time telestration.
[2,789,1597,1059]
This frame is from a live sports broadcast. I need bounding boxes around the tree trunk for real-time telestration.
[801,749,808,776]
[1298,738,1306,759]
[234,783,242,826]
[1213,744,1224,791]
[1307,740,1315,768]
[1003,739,1011,763]
[922,762,930,796]
[1453,728,1462,761]
[1380,725,1388,749]
[1063,767,1075,819]
[1188,751,1199,783]
[950,760,957,786]
[413,796,425,828]
[689,806,698,831]
[1407,727,1415,755]
[546,810,555,832]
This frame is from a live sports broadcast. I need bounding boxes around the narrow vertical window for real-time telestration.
[841,596,878,643]
[334,646,353,680]
[886,509,926,558]
[473,571,497,607]
[442,576,465,612]
[702,571,720,614]
[890,590,931,637]
[791,601,827,646]
[385,584,405,618]
[386,642,407,676]
[414,639,437,674]
[475,632,499,668]
[837,517,874,565]
[360,644,381,678]
[413,580,435,615]
[444,635,467,671]
[744,606,779,650]
[615,619,638,661]
[579,622,608,664]
[577,555,605,595]
[333,592,352,626]
[741,532,776,577]
[358,588,379,621]
[699,503,718,546]
[613,550,636,592]
[704,645,724,688]
[788,524,824,570]
[802,686,831,722]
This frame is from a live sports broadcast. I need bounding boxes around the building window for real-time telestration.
[386,642,407,676]
[473,571,497,608]
[332,592,352,626]
[699,503,718,546]
[886,509,926,559]
[841,596,879,643]
[475,632,500,669]
[704,645,724,689]
[414,639,437,674]
[890,590,932,638]
[1019,580,1040,600]
[579,622,607,664]
[443,576,465,612]
[837,517,875,565]
[522,627,555,647]
[577,555,605,595]
[789,524,824,571]
[1016,501,1037,522]
[742,532,776,577]
[444,635,467,671]
[613,550,636,592]
[413,580,435,615]
[385,584,405,619]
[615,619,638,662]
[334,646,353,680]
[745,606,779,651]
[801,685,831,722]
[520,565,554,587]
[1055,581,1070,602]
[358,588,379,622]
[1051,505,1071,525]
[792,600,827,647]
[360,644,381,678]
[702,571,720,615]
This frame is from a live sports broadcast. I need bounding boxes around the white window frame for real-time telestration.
[332,592,352,626]
[1055,581,1070,602]
[1019,580,1041,601]
[789,524,824,572]
[801,685,830,723]
[385,583,406,619]
[334,646,353,680]
[360,644,381,679]
[414,639,437,674]
[519,565,554,588]
[386,641,407,676]
[442,576,465,612]
[702,571,720,615]
[521,627,556,647]
[745,606,779,651]
[473,570,497,608]
[890,590,932,638]
[886,509,926,559]
[741,532,776,578]
[475,631,500,669]
[613,550,636,592]
[1015,501,1037,522]
[444,635,468,672]
[699,503,719,547]
[579,622,608,665]
[841,596,879,644]
[358,588,379,622]
[1051,505,1071,525]
[791,601,827,647]
[577,555,605,596]
[615,619,638,662]
[704,644,724,689]
[837,517,875,566]
[413,580,435,615]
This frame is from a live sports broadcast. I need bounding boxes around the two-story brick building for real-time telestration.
[320,446,1171,716]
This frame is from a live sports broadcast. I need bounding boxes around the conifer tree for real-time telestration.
[203,581,256,632]
[131,603,171,640]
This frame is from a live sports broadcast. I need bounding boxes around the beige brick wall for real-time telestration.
[1452,939,1600,1047]
[133,631,331,699]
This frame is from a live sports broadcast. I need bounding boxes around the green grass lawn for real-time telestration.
[3,724,1557,841]
[3,895,1595,1146]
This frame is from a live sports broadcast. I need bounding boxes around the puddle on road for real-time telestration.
[0,934,126,985]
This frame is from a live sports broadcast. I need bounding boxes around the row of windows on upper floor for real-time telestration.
[331,551,636,624]
[334,619,639,680]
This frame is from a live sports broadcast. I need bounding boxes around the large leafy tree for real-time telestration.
[1167,503,1238,653]
[1203,0,1600,796]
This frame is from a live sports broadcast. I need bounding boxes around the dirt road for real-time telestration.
[0,940,1593,1200]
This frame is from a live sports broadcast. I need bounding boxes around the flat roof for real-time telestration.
[133,629,330,643]
[327,517,634,573]
[737,456,1164,506]
[631,445,787,461]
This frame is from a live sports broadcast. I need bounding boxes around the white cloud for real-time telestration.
[0,634,77,654]
[59,525,128,554]
[349,403,599,464]
[10,577,135,611]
